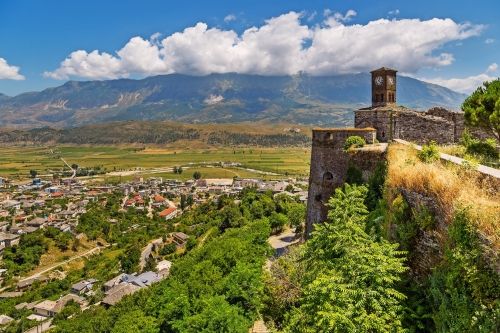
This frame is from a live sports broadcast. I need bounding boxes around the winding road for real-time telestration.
[60,157,76,179]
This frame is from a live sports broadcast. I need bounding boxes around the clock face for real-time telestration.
[389,76,395,85]
[375,76,383,86]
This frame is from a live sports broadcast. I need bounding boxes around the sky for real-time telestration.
[0,0,499,96]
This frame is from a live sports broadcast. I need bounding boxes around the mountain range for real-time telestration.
[0,73,468,129]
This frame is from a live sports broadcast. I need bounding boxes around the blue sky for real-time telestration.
[0,0,498,96]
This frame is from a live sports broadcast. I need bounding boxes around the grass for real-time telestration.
[387,143,500,250]
[438,144,500,170]
[0,146,312,182]
[28,234,99,276]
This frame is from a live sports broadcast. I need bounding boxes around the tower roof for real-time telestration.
[370,67,398,73]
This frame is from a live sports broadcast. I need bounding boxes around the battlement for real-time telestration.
[312,128,376,147]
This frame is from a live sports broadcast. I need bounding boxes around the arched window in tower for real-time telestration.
[323,172,333,182]
[381,94,384,102]
[382,131,385,138]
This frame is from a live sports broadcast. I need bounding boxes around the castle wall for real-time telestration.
[306,128,383,237]
[354,110,392,142]
[393,111,455,144]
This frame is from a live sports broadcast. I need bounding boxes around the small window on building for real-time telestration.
[381,94,384,102]
[323,172,333,182]
[382,131,385,138]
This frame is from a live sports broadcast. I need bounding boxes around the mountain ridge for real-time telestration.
[0,73,468,129]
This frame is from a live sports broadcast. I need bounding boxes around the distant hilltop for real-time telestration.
[0,73,467,129]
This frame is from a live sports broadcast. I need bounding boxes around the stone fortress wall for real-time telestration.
[305,127,380,236]
[355,106,467,144]
[306,66,493,237]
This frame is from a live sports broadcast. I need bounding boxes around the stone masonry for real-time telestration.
[306,66,493,236]
[305,127,383,236]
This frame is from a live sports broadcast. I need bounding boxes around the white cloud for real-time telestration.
[420,64,499,94]
[486,63,498,73]
[307,11,317,22]
[323,9,332,17]
[388,9,400,15]
[332,9,356,22]
[0,58,25,80]
[485,38,495,43]
[44,11,485,80]
[224,14,236,22]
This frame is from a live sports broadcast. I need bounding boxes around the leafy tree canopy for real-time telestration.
[462,79,500,142]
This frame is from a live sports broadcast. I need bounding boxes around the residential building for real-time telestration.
[172,232,189,246]
[70,279,98,294]
[158,207,178,220]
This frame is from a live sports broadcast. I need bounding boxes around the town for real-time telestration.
[0,171,308,331]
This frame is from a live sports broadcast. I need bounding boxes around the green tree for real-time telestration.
[193,171,202,180]
[29,170,37,178]
[343,135,366,152]
[119,247,141,273]
[269,212,288,233]
[462,79,500,142]
[178,166,183,174]
[160,243,177,255]
[287,204,306,227]
[111,310,159,333]
[71,163,78,169]
[143,254,157,273]
[284,184,408,333]
[71,237,81,252]
[55,233,71,251]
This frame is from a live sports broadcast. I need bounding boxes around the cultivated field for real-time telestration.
[0,145,312,182]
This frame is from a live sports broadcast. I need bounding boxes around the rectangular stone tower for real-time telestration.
[371,67,397,108]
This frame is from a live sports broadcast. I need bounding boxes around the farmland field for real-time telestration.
[0,145,312,182]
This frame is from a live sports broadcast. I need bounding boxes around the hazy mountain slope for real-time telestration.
[0,73,468,129]
[0,121,312,147]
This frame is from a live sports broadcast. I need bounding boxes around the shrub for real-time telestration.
[345,164,364,186]
[461,128,499,159]
[343,136,366,152]
[416,141,440,163]
[466,140,499,159]
[460,154,479,170]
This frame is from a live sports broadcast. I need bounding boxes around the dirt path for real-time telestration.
[60,157,76,179]
[25,319,53,333]
[30,247,101,278]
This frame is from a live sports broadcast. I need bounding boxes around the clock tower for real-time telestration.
[371,67,397,108]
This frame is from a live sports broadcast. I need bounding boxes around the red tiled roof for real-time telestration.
[159,207,177,217]
[154,195,165,202]
[52,192,64,197]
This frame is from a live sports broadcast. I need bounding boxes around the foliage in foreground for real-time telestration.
[416,140,440,163]
[264,184,408,332]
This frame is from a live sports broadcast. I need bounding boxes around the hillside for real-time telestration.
[0,120,312,147]
[0,73,467,129]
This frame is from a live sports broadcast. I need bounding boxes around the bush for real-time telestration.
[466,140,499,159]
[416,141,440,163]
[461,129,499,159]
[343,136,366,152]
